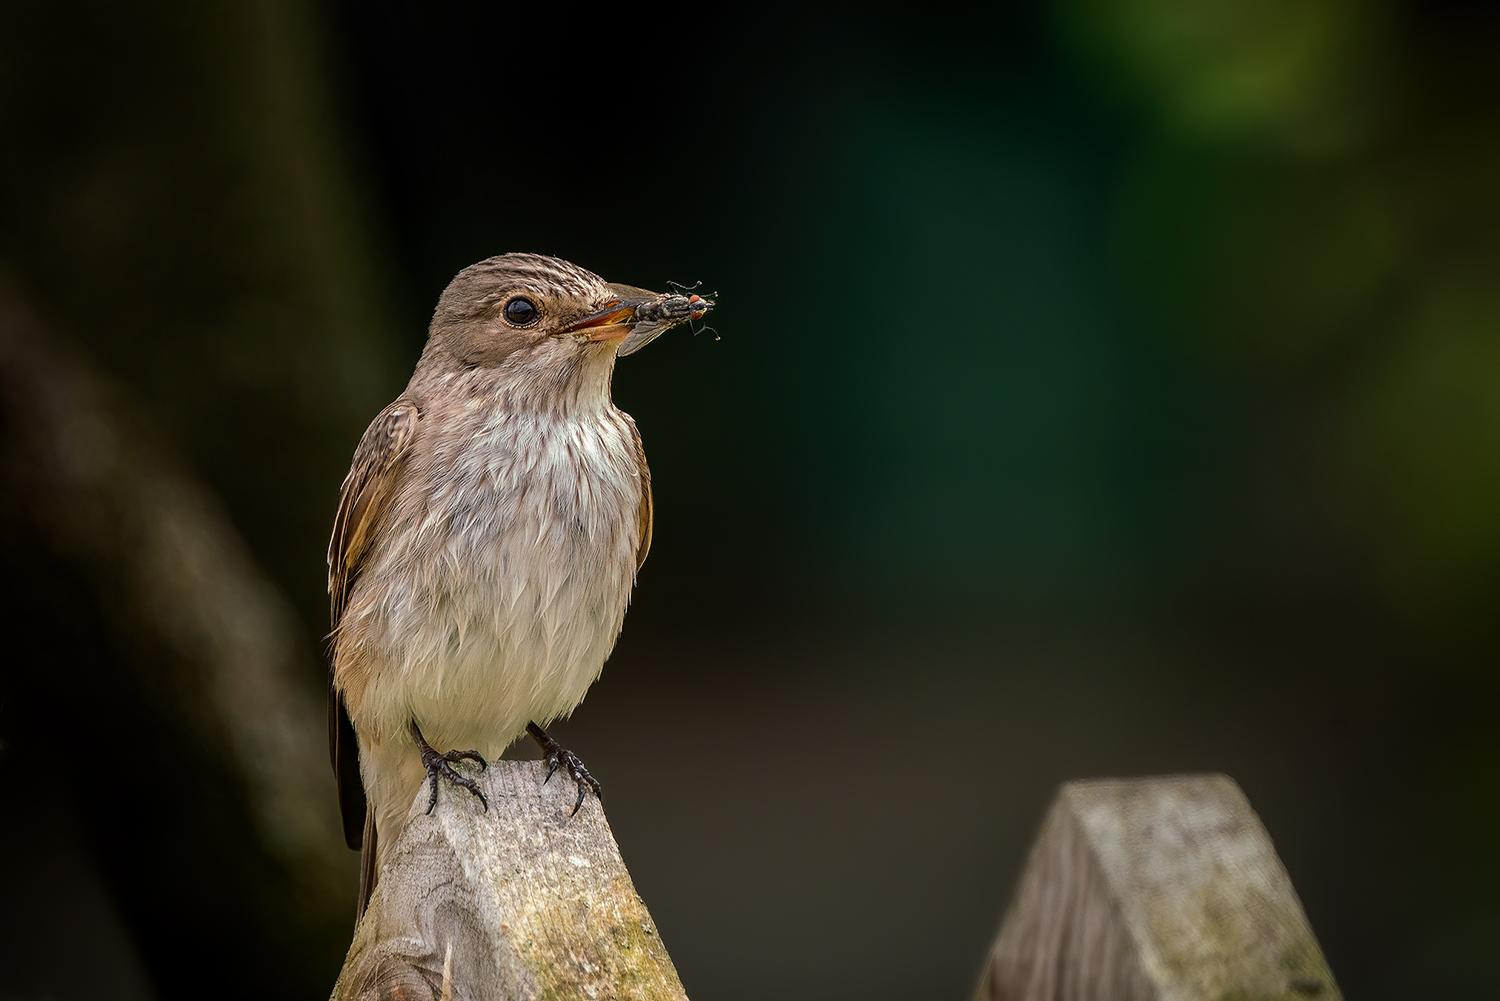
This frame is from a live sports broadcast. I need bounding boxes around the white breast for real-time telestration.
[349,402,643,757]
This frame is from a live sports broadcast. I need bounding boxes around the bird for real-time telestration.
[327,253,712,916]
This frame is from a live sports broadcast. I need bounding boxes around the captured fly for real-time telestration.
[616,289,717,356]
[635,292,714,325]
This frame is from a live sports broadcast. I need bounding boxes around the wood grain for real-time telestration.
[332,760,688,1001]
[975,774,1340,1001]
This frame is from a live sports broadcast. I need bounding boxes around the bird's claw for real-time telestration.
[544,746,602,815]
[528,721,601,815]
[410,721,488,815]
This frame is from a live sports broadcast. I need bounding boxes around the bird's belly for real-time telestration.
[392,571,623,756]
[343,413,642,756]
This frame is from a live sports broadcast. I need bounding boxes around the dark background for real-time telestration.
[1,1,1497,998]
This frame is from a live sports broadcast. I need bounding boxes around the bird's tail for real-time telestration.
[356,803,378,920]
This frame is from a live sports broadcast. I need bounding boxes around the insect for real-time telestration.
[653,280,719,340]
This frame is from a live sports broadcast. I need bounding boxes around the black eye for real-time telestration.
[503,296,538,326]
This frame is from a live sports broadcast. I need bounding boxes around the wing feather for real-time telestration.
[328,399,421,624]
[326,399,420,851]
[620,410,653,570]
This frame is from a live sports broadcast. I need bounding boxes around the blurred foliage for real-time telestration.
[1057,0,1392,145]
[1055,0,1500,628]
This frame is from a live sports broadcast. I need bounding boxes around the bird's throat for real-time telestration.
[489,344,619,419]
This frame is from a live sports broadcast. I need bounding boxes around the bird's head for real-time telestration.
[425,253,712,378]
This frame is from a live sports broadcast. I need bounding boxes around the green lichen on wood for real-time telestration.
[333,760,688,1001]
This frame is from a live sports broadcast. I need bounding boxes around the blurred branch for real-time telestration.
[0,290,347,912]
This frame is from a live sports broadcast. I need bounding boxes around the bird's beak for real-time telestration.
[552,301,640,343]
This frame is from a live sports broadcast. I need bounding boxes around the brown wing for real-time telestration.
[329,399,421,624]
[620,410,653,570]
[327,398,420,850]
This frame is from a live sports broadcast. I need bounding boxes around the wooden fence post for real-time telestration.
[331,760,689,1001]
[974,774,1341,1001]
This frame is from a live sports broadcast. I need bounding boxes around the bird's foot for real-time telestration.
[410,720,488,815]
[526,721,601,816]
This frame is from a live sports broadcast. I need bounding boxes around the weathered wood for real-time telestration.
[975,774,1340,1001]
[332,760,688,1001]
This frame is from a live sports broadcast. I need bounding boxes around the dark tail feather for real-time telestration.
[356,804,378,921]
[332,689,367,850]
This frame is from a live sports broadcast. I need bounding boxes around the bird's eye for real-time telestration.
[503,296,538,326]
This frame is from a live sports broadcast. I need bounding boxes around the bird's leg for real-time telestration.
[409,720,488,815]
[526,721,602,816]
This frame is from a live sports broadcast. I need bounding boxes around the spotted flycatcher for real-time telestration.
[327,253,711,914]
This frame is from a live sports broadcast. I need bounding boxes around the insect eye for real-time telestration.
[503,296,538,326]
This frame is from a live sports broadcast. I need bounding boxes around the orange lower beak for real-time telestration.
[552,302,638,342]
